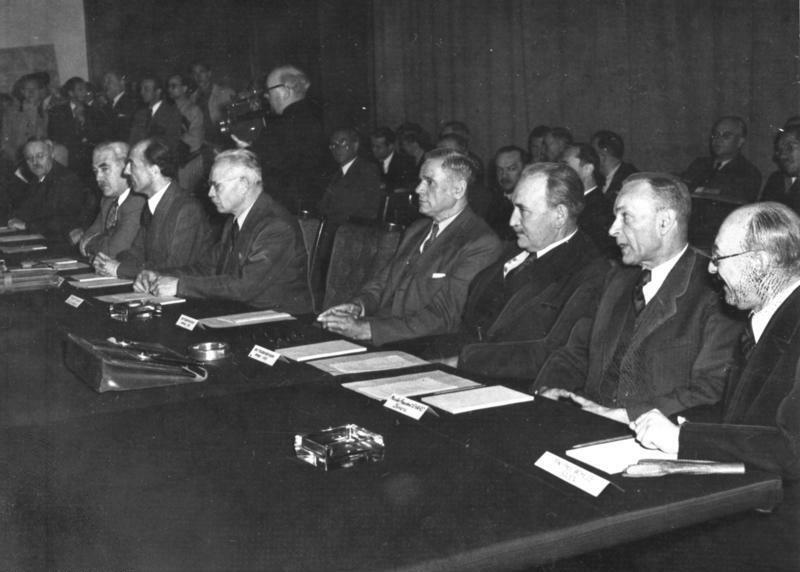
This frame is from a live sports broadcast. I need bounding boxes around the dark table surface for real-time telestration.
[0,245,788,570]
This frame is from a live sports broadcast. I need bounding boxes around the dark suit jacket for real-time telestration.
[82,190,146,257]
[457,231,610,380]
[602,161,638,201]
[761,170,800,213]
[116,182,211,278]
[319,157,383,224]
[355,207,503,346]
[129,101,183,153]
[107,91,139,142]
[166,193,312,313]
[682,153,762,203]
[578,187,617,257]
[382,151,418,192]
[12,162,88,243]
[48,102,109,176]
[252,99,330,211]
[534,248,742,419]
[680,285,800,478]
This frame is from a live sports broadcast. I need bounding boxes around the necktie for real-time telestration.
[632,269,652,315]
[504,251,537,280]
[421,222,439,252]
[105,201,119,231]
[231,220,240,246]
[140,206,153,228]
[740,323,755,361]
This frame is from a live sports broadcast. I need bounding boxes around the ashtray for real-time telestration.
[109,301,162,322]
[188,341,230,361]
[294,424,385,471]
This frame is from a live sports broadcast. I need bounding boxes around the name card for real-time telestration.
[176,314,198,330]
[56,276,65,287]
[534,451,610,497]
[384,393,429,420]
[249,344,281,366]
[65,294,84,308]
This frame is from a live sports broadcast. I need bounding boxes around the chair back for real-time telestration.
[297,211,325,312]
[321,220,404,309]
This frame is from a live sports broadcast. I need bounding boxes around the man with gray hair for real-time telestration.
[248,64,328,212]
[630,201,800,570]
[135,149,311,312]
[79,141,145,257]
[534,173,740,424]
[318,148,502,345]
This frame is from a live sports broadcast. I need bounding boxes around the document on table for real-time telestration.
[95,292,186,305]
[199,309,295,328]
[69,277,133,289]
[306,350,427,374]
[0,233,45,243]
[0,244,47,254]
[69,272,111,282]
[421,385,534,414]
[342,369,480,400]
[40,257,91,271]
[566,437,677,475]
[279,340,368,363]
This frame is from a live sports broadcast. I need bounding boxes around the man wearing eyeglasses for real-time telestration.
[534,172,741,424]
[762,124,800,213]
[319,127,382,225]
[681,116,762,203]
[245,65,329,212]
[629,202,800,570]
[133,149,311,312]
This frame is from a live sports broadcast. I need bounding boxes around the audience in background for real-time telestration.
[543,126,573,161]
[129,75,183,154]
[762,124,800,214]
[591,129,638,201]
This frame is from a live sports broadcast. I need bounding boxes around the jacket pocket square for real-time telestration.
[431,272,447,279]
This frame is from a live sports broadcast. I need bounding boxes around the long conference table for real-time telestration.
[0,241,785,570]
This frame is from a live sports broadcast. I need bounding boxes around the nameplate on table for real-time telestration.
[56,276,65,287]
[534,451,610,497]
[176,314,198,331]
[65,294,84,308]
[384,394,429,420]
[248,345,281,366]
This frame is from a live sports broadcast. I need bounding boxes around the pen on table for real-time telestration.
[570,435,631,450]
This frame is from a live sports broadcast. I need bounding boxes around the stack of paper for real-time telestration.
[69,277,133,289]
[279,340,368,363]
[95,292,186,305]
[199,310,294,328]
[342,370,480,400]
[0,233,45,243]
[421,385,534,414]
[306,350,427,374]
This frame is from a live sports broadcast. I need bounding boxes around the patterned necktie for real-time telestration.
[632,269,652,315]
[421,222,439,252]
[105,201,119,231]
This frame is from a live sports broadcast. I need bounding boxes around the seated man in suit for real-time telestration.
[762,124,800,213]
[317,148,503,345]
[79,141,146,257]
[318,128,383,225]
[128,76,183,154]
[630,202,800,570]
[371,126,418,192]
[93,137,211,279]
[7,138,88,245]
[450,162,609,382]
[534,173,741,423]
[590,129,637,201]
[681,116,762,203]
[562,143,617,257]
[134,149,311,312]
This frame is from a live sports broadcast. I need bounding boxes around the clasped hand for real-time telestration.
[317,303,372,340]
[133,270,179,297]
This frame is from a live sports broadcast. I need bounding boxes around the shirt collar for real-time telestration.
[641,244,689,304]
[382,152,394,174]
[112,91,125,106]
[235,198,257,229]
[116,188,130,206]
[537,229,578,258]
[603,163,621,193]
[751,278,800,342]
[150,100,163,115]
[147,181,171,213]
[341,157,357,176]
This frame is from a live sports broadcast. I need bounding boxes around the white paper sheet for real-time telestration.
[0,233,45,243]
[566,437,677,475]
[68,278,133,289]
[342,370,480,400]
[421,385,534,414]
[306,350,426,373]
[199,310,294,328]
[95,292,186,305]
[279,340,368,362]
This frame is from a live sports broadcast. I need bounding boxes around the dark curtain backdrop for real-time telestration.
[373,0,799,179]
